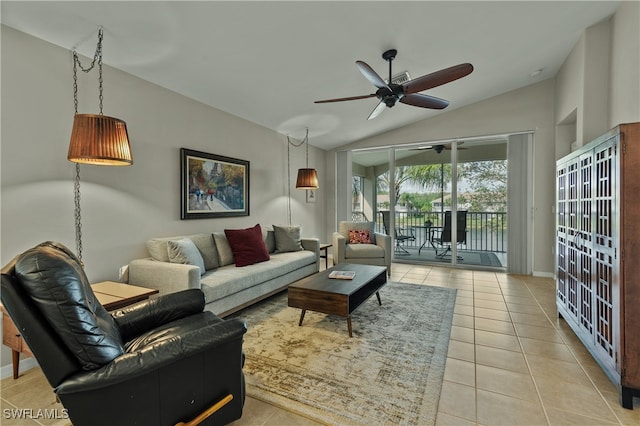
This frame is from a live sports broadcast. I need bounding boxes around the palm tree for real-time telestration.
[378,165,452,207]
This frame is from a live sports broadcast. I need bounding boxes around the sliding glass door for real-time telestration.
[350,137,516,270]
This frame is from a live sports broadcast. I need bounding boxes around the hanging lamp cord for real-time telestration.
[71,27,104,263]
[286,128,309,225]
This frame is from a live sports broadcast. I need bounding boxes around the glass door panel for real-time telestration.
[350,138,508,269]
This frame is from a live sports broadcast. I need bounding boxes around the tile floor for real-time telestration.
[1,263,639,425]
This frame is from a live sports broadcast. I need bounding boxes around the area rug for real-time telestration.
[229,281,457,425]
[399,248,504,267]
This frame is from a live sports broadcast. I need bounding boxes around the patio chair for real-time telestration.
[381,211,416,256]
[431,211,468,259]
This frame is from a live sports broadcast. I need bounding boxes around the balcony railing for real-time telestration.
[370,210,507,253]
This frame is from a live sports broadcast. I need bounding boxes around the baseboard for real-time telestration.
[533,270,555,279]
[0,358,38,380]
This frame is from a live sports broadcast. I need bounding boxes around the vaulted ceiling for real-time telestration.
[1,1,620,150]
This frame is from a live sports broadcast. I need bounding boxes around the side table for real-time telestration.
[1,281,158,379]
[319,243,332,269]
[0,304,33,380]
[91,281,159,311]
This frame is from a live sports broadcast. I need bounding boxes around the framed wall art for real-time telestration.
[306,189,317,203]
[180,148,249,219]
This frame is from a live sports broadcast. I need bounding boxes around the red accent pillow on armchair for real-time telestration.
[224,224,270,267]
[349,229,372,244]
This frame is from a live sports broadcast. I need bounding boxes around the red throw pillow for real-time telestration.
[224,224,270,267]
[349,229,372,244]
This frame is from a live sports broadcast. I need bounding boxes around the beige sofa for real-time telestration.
[128,227,319,317]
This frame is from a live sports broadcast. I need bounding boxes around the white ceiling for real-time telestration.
[1,1,620,150]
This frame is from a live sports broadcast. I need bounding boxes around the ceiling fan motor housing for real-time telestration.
[378,84,404,107]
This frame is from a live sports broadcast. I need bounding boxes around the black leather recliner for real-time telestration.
[1,241,247,426]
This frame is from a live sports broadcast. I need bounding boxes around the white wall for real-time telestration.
[1,26,327,370]
[555,2,640,150]
[609,1,640,126]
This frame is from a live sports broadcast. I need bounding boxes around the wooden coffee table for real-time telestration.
[288,263,387,337]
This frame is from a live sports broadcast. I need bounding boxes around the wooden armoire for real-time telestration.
[556,122,640,409]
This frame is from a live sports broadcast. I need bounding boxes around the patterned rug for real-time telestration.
[229,281,457,425]
[398,247,504,267]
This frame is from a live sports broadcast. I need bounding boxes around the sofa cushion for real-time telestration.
[213,232,234,266]
[200,250,316,301]
[189,234,219,270]
[224,224,270,267]
[14,242,124,369]
[263,227,277,253]
[146,234,219,270]
[167,239,206,275]
[273,225,304,253]
[339,221,376,244]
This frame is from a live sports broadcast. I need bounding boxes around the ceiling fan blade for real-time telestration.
[400,93,449,109]
[314,94,377,104]
[402,63,474,94]
[367,100,387,120]
[356,61,388,89]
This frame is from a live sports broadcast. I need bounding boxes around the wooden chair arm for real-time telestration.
[175,394,233,426]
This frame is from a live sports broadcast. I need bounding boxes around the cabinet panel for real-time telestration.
[593,138,618,366]
[556,123,638,409]
[578,153,593,336]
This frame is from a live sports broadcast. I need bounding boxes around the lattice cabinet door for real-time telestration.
[577,151,594,339]
[556,123,640,410]
[556,161,569,308]
[592,136,618,373]
[556,156,582,320]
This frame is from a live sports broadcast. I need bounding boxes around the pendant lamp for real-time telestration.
[67,27,133,261]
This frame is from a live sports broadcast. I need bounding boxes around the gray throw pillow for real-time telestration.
[273,225,304,253]
[167,238,206,275]
[262,226,277,253]
[213,232,235,266]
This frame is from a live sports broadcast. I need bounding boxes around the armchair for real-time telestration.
[1,241,247,426]
[332,221,391,276]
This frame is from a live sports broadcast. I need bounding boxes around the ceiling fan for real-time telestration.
[411,142,466,152]
[315,49,473,120]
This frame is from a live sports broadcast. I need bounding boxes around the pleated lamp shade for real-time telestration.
[295,168,319,189]
[68,114,133,166]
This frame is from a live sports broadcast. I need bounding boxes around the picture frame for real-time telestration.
[180,148,249,219]
[306,189,317,203]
